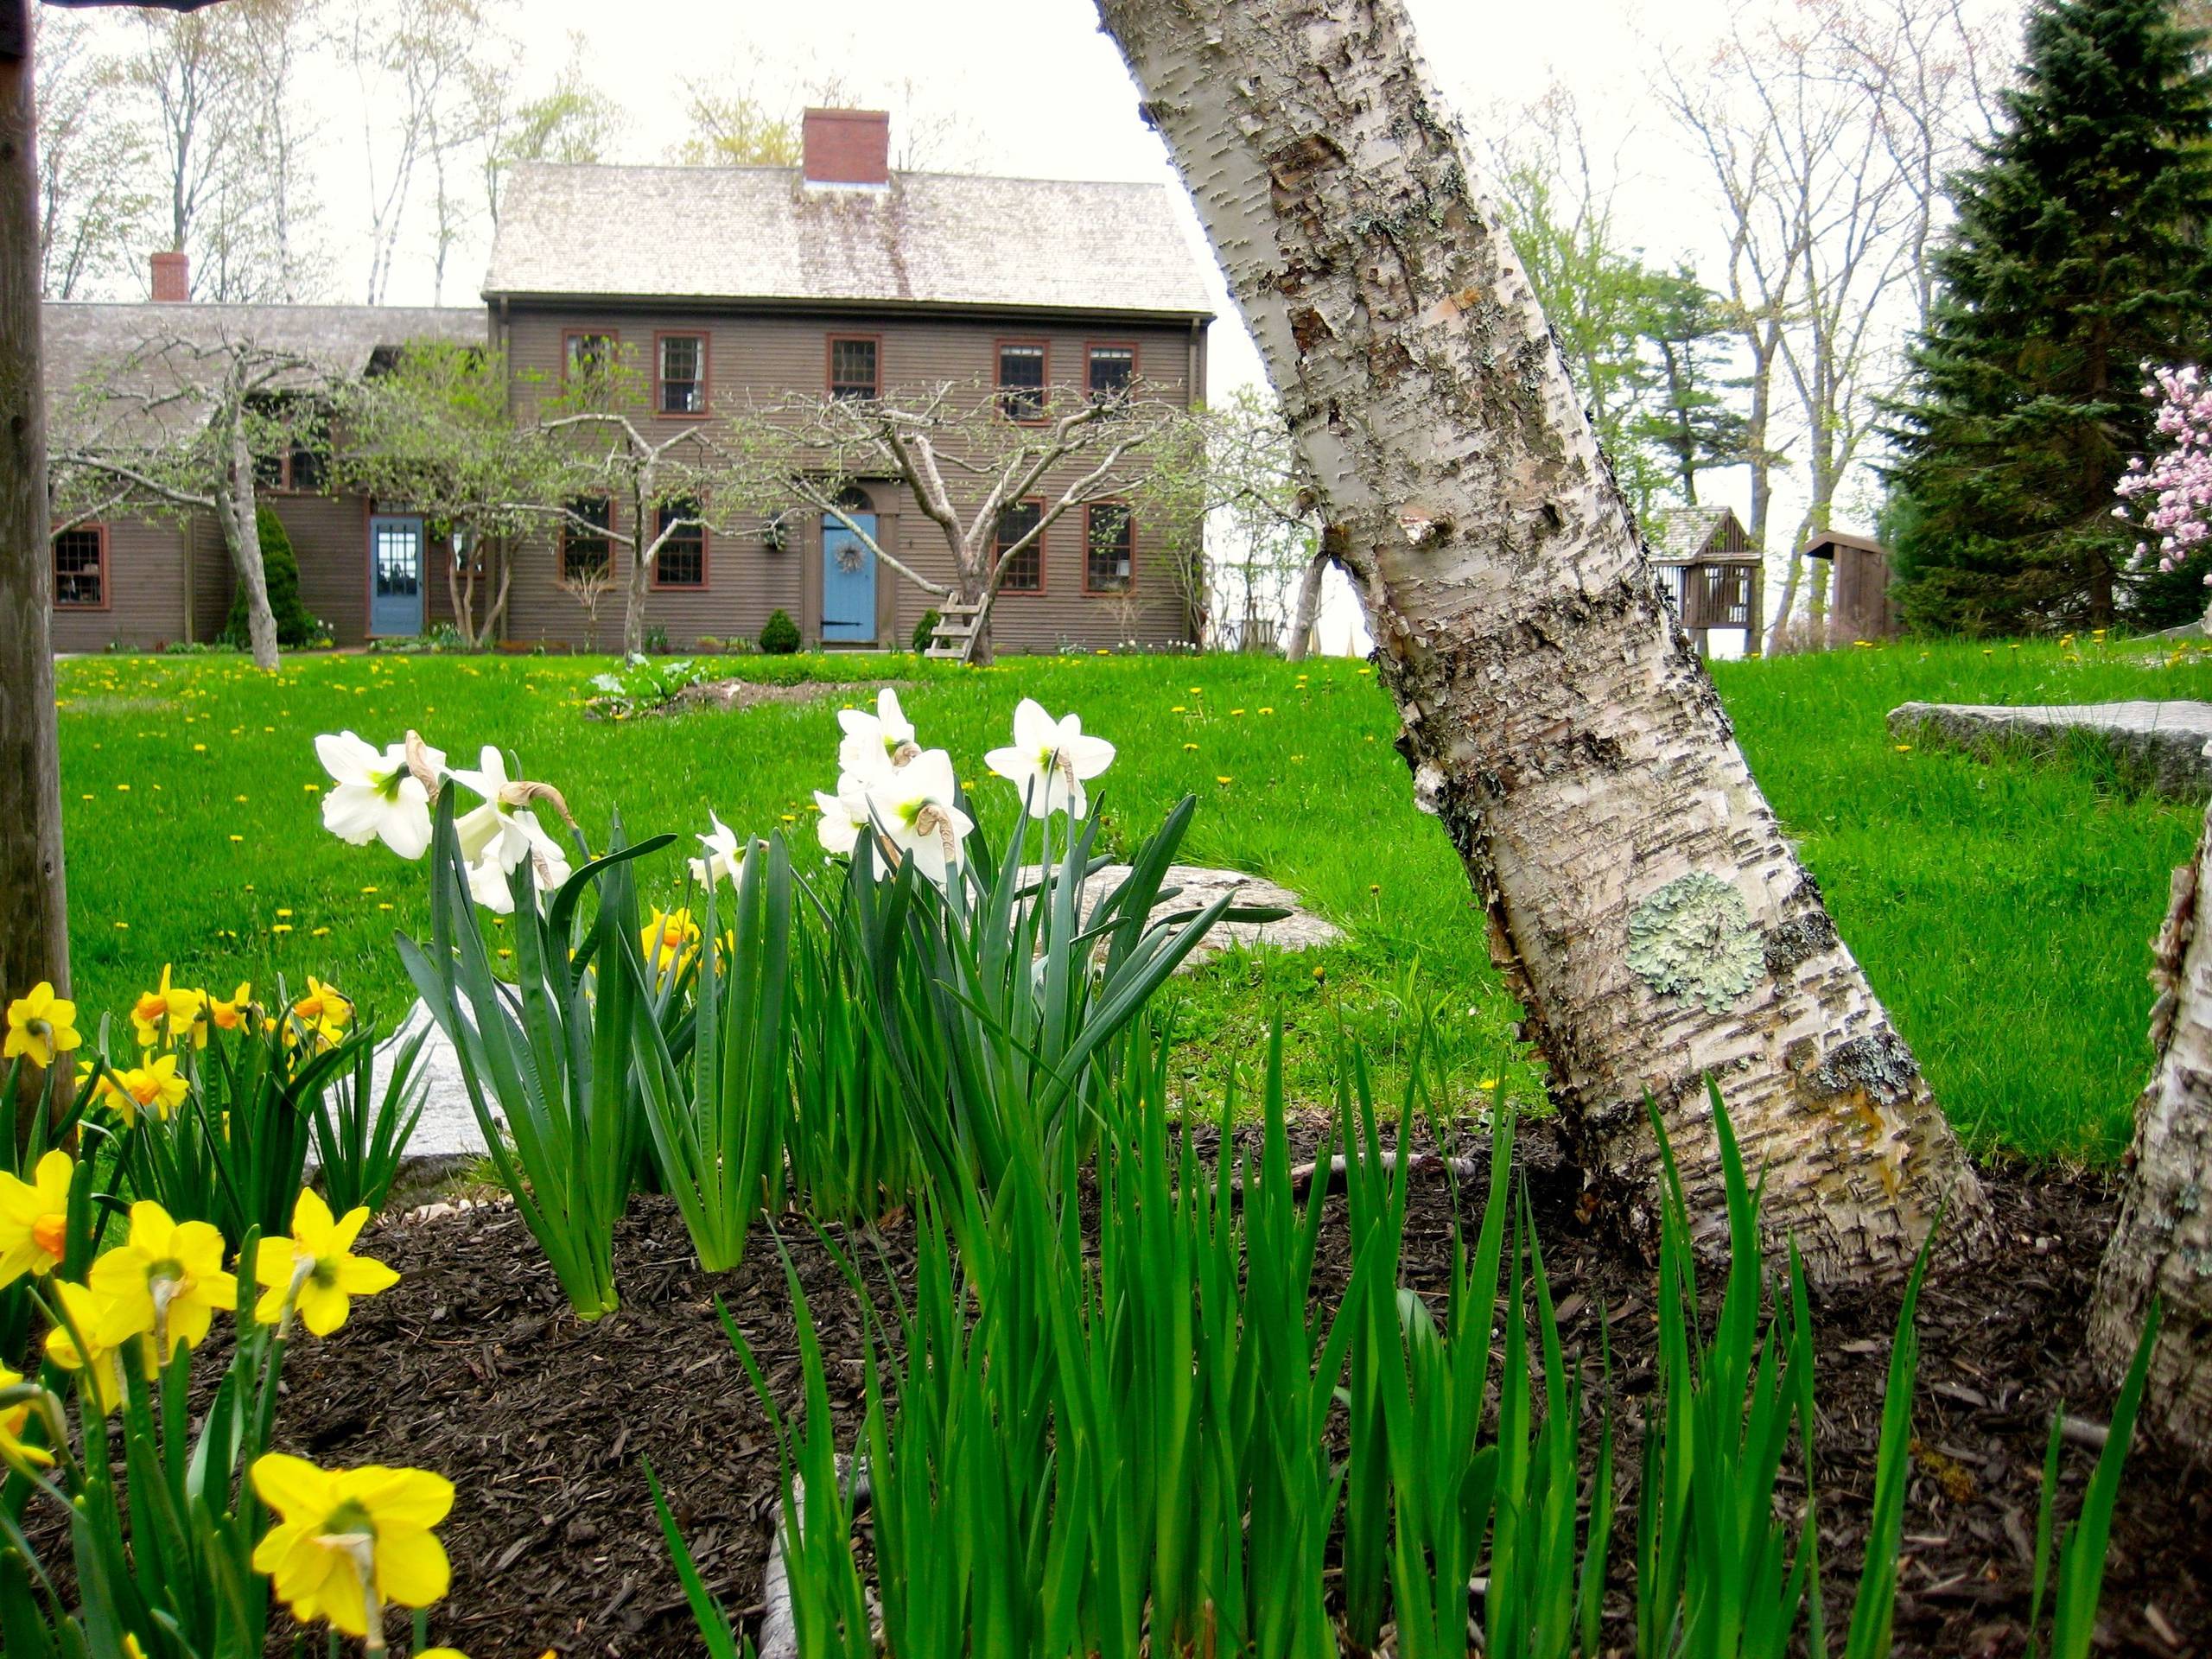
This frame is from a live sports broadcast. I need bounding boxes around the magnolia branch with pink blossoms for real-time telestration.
[2116,364,2212,601]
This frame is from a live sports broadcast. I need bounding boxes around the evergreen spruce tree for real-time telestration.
[1885,0,2212,633]
[222,505,320,649]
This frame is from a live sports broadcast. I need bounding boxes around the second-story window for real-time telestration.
[1087,345,1135,401]
[565,331,617,385]
[563,496,613,582]
[997,342,1046,422]
[830,336,878,400]
[654,498,706,588]
[658,334,706,415]
[995,500,1043,592]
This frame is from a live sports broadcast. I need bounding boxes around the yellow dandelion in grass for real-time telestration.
[113,920,129,931]
[1230,707,1246,716]
[1894,744,1912,753]
[1258,706,1274,715]
[1357,667,1372,676]
[81,794,92,801]
[236,794,249,803]
[303,784,320,794]
[1183,742,1198,752]
[311,927,331,938]
[360,887,378,895]
[1171,705,1186,714]
[229,834,244,843]
[115,784,129,793]
[271,925,293,937]
[1188,686,1202,695]
[378,903,394,912]
[1369,883,1381,895]
[1215,775,1232,785]
[193,743,207,753]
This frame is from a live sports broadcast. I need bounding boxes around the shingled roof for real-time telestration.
[483,165,1217,319]
[42,302,486,442]
[1650,504,1755,564]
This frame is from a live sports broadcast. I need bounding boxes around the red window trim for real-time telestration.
[1084,339,1140,397]
[1082,500,1136,596]
[562,327,621,390]
[995,498,1048,594]
[994,336,1051,425]
[52,521,110,612]
[649,502,710,591]
[825,332,882,399]
[652,329,711,418]
[561,493,617,582]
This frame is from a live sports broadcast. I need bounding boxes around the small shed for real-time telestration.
[1802,530,1894,645]
[1651,505,1762,655]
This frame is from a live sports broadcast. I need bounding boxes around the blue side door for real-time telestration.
[369,514,425,637]
[821,512,878,644]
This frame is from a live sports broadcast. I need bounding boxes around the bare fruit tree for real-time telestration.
[1094,0,1988,1279]
[725,381,1190,664]
[2092,803,2212,1458]
[49,326,329,670]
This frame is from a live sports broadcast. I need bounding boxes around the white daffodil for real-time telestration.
[863,747,973,887]
[447,746,574,912]
[814,785,868,858]
[690,811,746,887]
[836,688,918,777]
[985,698,1116,819]
[315,730,444,859]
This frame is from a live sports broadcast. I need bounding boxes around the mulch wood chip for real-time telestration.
[273,1141,2212,1657]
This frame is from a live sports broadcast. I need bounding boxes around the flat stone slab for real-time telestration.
[1076,863,1346,966]
[360,865,1340,1182]
[1888,700,2212,798]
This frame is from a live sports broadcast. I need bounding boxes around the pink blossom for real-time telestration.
[2116,364,2212,584]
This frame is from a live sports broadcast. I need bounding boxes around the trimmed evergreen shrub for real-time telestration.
[222,505,321,648]
[759,608,802,654]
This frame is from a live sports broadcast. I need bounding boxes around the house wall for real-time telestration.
[495,303,1206,652]
[50,517,191,652]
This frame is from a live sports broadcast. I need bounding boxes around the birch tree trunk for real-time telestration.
[1095,0,1987,1279]
[1283,546,1328,662]
[218,414,279,671]
[2092,804,2212,1456]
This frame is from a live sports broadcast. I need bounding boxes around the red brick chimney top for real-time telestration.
[801,109,890,188]
[150,251,189,303]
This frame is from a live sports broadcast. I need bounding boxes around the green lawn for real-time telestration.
[51,634,2209,1160]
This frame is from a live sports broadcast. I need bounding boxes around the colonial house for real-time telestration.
[45,109,1216,655]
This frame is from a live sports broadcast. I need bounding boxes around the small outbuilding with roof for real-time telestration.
[1650,505,1762,656]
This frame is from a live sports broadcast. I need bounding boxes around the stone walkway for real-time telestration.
[367,865,1344,1173]
[1888,699,2212,798]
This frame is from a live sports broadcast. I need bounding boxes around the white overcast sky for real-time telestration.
[72,0,2030,652]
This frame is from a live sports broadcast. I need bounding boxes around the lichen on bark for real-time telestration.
[1625,872,1763,1014]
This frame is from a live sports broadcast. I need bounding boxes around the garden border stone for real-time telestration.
[1887,699,2212,798]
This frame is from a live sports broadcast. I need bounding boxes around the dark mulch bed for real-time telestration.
[276,1142,2212,1658]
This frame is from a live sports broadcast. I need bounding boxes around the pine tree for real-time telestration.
[1885,0,2212,634]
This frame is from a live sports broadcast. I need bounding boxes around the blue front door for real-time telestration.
[370,515,425,637]
[822,512,878,644]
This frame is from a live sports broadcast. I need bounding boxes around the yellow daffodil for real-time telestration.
[89,1200,238,1359]
[288,977,353,1052]
[254,1189,399,1336]
[640,907,701,987]
[251,1453,454,1637]
[114,1053,188,1127]
[211,982,253,1031]
[3,982,79,1069]
[44,1278,143,1415]
[0,1150,74,1285]
[0,1362,54,1473]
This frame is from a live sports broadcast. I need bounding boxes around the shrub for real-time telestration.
[760,608,802,654]
[643,624,671,654]
[222,505,321,649]
[911,607,942,652]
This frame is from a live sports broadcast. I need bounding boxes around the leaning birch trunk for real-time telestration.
[2091,802,2212,1456]
[1094,0,1987,1278]
[1283,546,1328,662]
[218,420,280,671]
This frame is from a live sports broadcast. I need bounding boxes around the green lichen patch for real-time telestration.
[1626,871,1763,1014]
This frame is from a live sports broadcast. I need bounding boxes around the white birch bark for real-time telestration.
[2092,804,2212,1455]
[1095,0,1987,1278]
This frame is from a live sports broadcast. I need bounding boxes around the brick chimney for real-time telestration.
[801,109,890,188]
[150,251,189,302]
